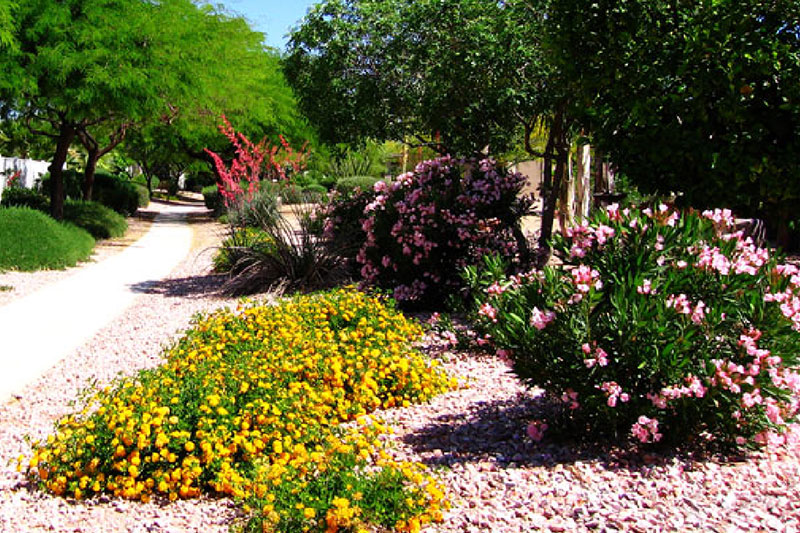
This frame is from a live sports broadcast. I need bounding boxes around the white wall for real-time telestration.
[0,156,51,201]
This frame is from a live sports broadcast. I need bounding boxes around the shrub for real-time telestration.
[301,182,328,199]
[357,156,531,306]
[202,185,223,215]
[466,203,800,449]
[23,289,453,532]
[315,187,378,274]
[0,187,50,211]
[334,176,382,196]
[0,207,94,271]
[227,187,280,229]
[40,171,141,215]
[221,201,350,295]
[132,182,150,208]
[63,200,128,240]
[92,172,142,215]
[213,227,273,272]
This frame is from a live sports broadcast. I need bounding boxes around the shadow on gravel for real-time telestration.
[401,393,732,472]
[129,273,227,297]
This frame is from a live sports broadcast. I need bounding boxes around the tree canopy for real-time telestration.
[0,0,312,217]
[285,0,556,157]
[548,0,800,244]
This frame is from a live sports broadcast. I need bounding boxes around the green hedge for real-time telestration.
[39,171,142,215]
[63,200,128,239]
[0,208,95,271]
[334,176,383,196]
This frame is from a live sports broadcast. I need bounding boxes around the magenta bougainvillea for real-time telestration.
[356,156,531,305]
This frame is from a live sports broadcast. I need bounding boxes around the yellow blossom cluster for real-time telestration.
[22,288,454,531]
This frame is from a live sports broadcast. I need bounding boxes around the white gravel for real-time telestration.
[0,211,798,532]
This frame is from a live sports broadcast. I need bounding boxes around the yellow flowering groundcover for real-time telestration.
[22,288,455,532]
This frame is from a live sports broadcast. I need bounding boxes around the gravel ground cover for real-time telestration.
[0,209,798,532]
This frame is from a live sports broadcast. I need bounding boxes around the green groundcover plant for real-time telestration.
[467,203,800,449]
[0,207,94,271]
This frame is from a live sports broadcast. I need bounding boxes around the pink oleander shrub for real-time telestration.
[466,203,800,449]
[354,156,531,306]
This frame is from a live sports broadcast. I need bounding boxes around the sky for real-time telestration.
[220,0,320,50]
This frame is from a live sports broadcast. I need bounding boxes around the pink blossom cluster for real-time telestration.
[631,416,663,443]
[565,224,616,258]
[702,208,735,229]
[526,420,548,442]
[478,302,499,323]
[637,279,655,295]
[764,264,800,331]
[357,157,528,302]
[642,203,680,227]
[646,375,707,408]
[558,388,580,410]
[570,265,603,293]
[530,307,556,330]
[665,293,707,324]
[582,343,609,368]
[599,381,630,407]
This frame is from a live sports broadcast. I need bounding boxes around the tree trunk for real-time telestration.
[82,148,100,201]
[576,142,591,222]
[536,109,569,268]
[558,148,575,235]
[49,123,76,221]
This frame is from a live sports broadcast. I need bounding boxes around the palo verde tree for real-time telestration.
[0,0,259,219]
[548,0,800,248]
[124,27,314,190]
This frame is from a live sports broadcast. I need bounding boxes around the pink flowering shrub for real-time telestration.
[466,204,800,449]
[354,156,530,306]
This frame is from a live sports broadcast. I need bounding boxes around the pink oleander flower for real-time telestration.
[478,302,498,323]
[599,381,629,407]
[571,265,602,293]
[631,416,663,443]
[637,279,655,295]
[526,420,548,442]
[487,282,506,296]
[530,307,556,330]
[560,389,580,410]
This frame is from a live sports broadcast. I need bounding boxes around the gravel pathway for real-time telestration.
[0,210,798,532]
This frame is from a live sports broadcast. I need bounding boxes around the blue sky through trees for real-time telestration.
[221,0,318,50]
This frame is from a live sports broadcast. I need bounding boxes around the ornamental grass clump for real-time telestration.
[355,156,531,306]
[22,288,454,532]
[466,204,800,449]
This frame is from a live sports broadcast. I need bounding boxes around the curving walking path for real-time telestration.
[0,202,199,403]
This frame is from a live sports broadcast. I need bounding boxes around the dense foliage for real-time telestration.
[467,204,800,448]
[23,289,453,532]
[62,200,128,240]
[548,0,800,247]
[0,207,94,271]
[355,156,531,305]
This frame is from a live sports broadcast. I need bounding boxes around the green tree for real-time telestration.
[287,0,576,262]
[0,0,290,218]
[548,0,800,247]
[0,0,14,50]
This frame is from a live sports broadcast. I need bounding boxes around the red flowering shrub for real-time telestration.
[467,204,800,449]
[356,156,531,306]
[204,115,309,208]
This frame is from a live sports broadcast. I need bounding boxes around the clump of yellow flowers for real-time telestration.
[22,288,456,532]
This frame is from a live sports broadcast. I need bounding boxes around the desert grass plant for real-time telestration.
[222,193,351,295]
[466,203,800,450]
[0,207,95,271]
[22,289,454,532]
